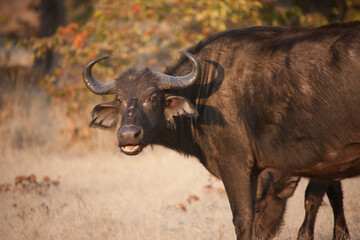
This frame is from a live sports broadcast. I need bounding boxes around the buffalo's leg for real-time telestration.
[219,155,257,240]
[297,180,327,240]
[326,181,350,240]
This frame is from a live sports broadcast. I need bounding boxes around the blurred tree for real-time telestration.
[36,0,65,75]
[39,0,65,37]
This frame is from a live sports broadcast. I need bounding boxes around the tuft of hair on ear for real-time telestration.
[89,102,119,130]
[89,117,118,130]
[164,95,198,130]
[166,117,177,130]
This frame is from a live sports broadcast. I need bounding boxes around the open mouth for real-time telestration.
[120,145,143,155]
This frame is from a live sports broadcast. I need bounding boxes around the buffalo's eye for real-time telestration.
[149,94,157,102]
[166,98,175,108]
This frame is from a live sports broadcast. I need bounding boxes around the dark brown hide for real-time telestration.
[85,22,360,239]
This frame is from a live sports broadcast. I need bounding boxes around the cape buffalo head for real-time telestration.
[83,51,200,155]
[253,169,300,239]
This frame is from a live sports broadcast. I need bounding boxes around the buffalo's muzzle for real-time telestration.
[118,125,144,155]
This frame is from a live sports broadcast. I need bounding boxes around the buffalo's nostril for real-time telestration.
[134,129,141,138]
[118,125,143,144]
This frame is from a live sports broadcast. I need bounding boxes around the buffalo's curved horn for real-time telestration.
[83,56,117,95]
[154,50,201,89]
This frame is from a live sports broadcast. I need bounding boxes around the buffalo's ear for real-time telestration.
[164,95,198,129]
[90,102,119,129]
[256,171,274,201]
[275,177,300,199]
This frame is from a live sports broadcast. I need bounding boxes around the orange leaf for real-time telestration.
[15,176,25,184]
[52,180,60,187]
[82,29,89,39]
[132,4,141,15]
[74,34,85,48]
[29,174,36,181]
[178,203,187,211]
[59,27,69,36]
[69,22,79,31]
[187,194,200,203]
[190,195,199,201]
[54,68,62,75]
[82,126,89,139]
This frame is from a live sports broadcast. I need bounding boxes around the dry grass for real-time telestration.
[0,148,235,240]
[1,83,360,240]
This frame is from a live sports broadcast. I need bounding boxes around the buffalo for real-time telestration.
[253,170,349,239]
[83,22,360,239]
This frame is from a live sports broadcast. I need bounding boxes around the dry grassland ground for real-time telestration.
[1,86,360,239]
[1,146,360,240]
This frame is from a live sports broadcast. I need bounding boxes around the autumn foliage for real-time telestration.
[5,0,360,147]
